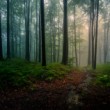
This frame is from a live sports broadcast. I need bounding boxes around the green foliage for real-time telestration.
[94,74,110,87]
[94,64,110,87]
[0,59,71,89]
[0,59,32,88]
[96,64,110,74]
[31,63,71,81]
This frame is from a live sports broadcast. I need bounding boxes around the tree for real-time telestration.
[73,4,78,67]
[25,0,30,61]
[35,0,38,62]
[88,1,92,65]
[0,11,3,60]
[89,0,99,69]
[102,0,110,63]
[62,0,68,65]
[7,0,10,58]
[41,0,46,66]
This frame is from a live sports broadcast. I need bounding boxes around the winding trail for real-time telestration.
[0,70,93,110]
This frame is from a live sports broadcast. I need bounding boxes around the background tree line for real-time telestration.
[0,0,110,69]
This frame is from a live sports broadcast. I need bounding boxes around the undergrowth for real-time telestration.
[0,59,71,89]
[94,64,110,87]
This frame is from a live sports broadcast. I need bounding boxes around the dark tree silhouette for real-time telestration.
[62,0,68,65]
[7,0,10,58]
[41,0,46,66]
[89,0,99,69]
[39,12,42,63]
[25,0,30,61]
[0,12,3,60]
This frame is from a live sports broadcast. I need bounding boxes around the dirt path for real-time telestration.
[1,71,109,110]
[0,71,88,110]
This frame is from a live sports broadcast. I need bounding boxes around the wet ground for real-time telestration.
[0,71,110,110]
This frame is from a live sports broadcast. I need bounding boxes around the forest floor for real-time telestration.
[0,70,110,110]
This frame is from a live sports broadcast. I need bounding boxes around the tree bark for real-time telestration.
[41,0,46,66]
[7,0,10,58]
[25,0,30,61]
[93,0,99,69]
[0,12,3,60]
[62,0,68,65]
[73,4,78,67]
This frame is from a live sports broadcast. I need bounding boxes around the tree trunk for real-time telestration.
[57,11,60,62]
[39,9,41,63]
[73,5,78,67]
[25,0,30,61]
[90,0,99,69]
[93,0,99,69]
[88,7,92,65]
[62,0,68,65]
[35,0,38,62]
[7,0,10,58]
[0,12,3,60]
[41,0,46,66]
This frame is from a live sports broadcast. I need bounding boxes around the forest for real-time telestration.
[0,0,110,110]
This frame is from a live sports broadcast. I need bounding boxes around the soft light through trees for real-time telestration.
[1,0,110,69]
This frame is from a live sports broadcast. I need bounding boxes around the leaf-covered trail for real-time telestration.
[0,70,110,110]
[0,70,87,110]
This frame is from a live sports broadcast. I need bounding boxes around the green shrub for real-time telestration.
[0,59,32,89]
[94,74,110,87]
[0,60,71,89]
[31,63,71,81]
[92,64,110,87]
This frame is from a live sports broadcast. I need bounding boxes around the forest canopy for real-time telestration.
[0,0,110,68]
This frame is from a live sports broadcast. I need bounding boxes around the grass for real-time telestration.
[0,59,71,89]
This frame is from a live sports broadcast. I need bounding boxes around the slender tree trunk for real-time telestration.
[25,0,30,61]
[35,0,38,61]
[90,0,99,69]
[93,0,99,69]
[72,31,74,65]
[10,0,14,57]
[62,0,68,65]
[57,12,60,62]
[0,12,3,60]
[29,1,32,60]
[39,10,41,63]
[103,15,110,63]
[50,27,53,63]
[88,7,92,65]
[91,0,95,69]
[49,14,53,63]
[53,20,56,62]
[73,5,78,67]
[19,16,22,57]
[7,0,10,58]
[41,0,46,66]
[78,29,81,66]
